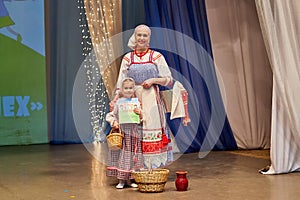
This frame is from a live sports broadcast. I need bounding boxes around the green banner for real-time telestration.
[0,0,47,145]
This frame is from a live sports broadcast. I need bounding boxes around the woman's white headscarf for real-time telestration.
[128,24,151,50]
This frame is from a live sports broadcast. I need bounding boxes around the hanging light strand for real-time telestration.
[78,0,109,142]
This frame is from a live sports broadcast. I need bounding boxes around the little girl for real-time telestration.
[106,78,144,189]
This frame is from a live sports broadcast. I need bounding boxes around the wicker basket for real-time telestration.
[133,169,169,192]
[106,128,123,150]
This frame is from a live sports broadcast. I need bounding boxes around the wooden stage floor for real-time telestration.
[0,143,299,200]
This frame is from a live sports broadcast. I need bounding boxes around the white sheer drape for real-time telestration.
[255,0,300,174]
[205,0,272,149]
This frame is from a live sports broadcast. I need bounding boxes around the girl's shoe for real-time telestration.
[129,183,138,188]
[116,180,125,189]
[126,180,138,188]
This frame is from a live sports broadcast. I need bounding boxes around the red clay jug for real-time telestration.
[175,171,188,191]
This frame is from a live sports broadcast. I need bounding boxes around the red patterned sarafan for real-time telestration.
[142,141,164,153]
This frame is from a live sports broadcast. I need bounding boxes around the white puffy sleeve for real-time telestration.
[153,51,173,86]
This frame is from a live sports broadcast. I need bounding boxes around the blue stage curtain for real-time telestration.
[49,0,90,143]
[122,0,146,31]
[144,0,237,153]
[121,0,147,53]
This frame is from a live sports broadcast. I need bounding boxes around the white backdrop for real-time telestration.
[255,0,300,174]
[205,0,272,149]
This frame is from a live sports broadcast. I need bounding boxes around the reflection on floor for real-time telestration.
[227,149,270,159]
[0,143,299,200]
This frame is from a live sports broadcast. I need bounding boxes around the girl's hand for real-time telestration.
[109,94,119,111]
[112,121,119,129]
[109,101,115,111]
[133,108,141,115]
[133,108,143,122]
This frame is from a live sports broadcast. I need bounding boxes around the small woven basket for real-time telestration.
[133,169,169,192]
[106,127,123,150]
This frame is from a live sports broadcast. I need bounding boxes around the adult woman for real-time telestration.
[111,24,188,168]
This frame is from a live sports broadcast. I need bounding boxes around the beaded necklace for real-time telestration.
[134,48,149,59]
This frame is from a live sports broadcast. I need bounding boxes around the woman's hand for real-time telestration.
[142,79,153,89]
[182,117,191,126]
[142,77,169,89]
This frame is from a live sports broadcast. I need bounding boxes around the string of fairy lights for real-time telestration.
[78,0,111,142]
[82,0,119,97]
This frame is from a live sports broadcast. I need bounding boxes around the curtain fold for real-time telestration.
[83,0,122,99]
[49,0,85,143]
[205,0,272,149]
[144,0,237,153]
[255,0,300,174]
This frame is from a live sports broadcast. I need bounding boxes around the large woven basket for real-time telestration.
[106,128,123,150]
[133,169,169,192]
